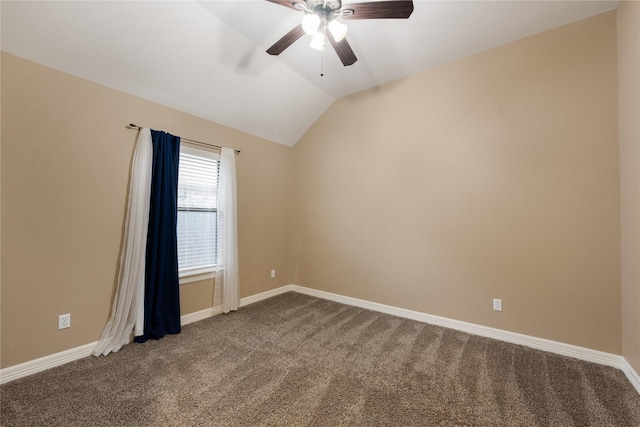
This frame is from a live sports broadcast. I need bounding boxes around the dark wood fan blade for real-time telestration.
[267,24,305,55]
[328,33,357,66]
[265,0,300,11]
[341,0,413,19]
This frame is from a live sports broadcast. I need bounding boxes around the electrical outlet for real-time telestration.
[493,299,503,312]
[58,313,71,329]
[271,269,276,279]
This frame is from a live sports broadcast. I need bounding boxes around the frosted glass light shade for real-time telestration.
[328,19,348,42]
[302,14,320,35]
[310,32,325,50]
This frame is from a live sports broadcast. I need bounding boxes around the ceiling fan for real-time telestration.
[266,0,414,66]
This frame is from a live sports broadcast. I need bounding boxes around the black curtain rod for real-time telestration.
[127,124,240,155]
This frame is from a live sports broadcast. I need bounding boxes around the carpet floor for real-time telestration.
[1,292,639,426]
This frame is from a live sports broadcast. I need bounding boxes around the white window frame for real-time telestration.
[177,144,220,285]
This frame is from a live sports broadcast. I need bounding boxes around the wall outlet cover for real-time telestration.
[58,314,71,329]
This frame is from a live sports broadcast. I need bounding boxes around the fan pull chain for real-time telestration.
[320,47,324,77]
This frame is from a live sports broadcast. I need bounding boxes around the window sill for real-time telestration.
[179,270,215,285]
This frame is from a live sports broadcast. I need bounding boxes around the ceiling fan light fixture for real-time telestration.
[266,0,414,66]
[309,31,325,50]
[302,13,321,35]
[328,19,347,42]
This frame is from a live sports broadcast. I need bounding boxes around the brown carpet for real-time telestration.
[1,292,639,426]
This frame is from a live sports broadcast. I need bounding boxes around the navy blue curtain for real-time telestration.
[135,130,181,343]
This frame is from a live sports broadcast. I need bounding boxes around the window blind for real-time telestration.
[177,146,220,275]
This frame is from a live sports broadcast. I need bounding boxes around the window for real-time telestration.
[177,145,220,281]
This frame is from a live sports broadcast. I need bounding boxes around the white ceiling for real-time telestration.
[1,1,618,146]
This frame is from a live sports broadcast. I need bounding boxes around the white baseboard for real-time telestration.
[0,342,97,385]
[1,284,635,392]
[622,358,640,394]
[288,285,623,369]
[180,307,217,326]
[240,285,294,307]
[181,286,293,326]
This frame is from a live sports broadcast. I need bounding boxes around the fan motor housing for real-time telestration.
[306,0,342,13]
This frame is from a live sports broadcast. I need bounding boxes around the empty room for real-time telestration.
[1,0,639,425]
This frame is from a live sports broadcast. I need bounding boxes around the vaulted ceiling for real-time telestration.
[1,1,618,146]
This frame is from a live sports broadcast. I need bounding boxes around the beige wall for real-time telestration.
[1,52,293,368]
[618,1,640,374]
[291,12,621,353]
